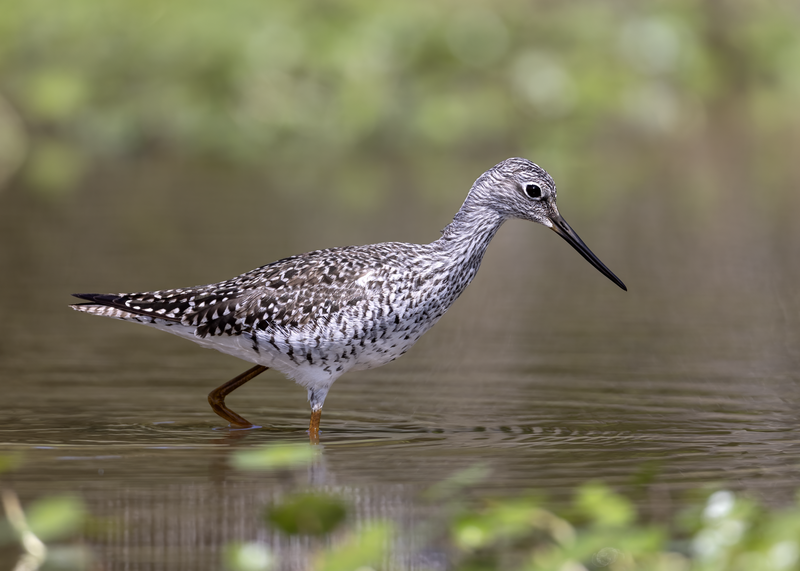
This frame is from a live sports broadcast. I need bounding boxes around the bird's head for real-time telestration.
[474,157,627,291]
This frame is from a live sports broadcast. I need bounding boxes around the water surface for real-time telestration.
[1,161,798,569]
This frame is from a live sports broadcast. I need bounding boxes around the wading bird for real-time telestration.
[72,158,626,441]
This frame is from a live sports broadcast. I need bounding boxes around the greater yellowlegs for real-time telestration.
[72,158,626,439]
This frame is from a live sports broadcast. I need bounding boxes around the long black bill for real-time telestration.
[549,214,627,291]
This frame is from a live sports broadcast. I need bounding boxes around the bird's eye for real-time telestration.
[524,183,542,199]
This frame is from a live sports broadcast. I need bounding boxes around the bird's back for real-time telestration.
[72,241,463,383]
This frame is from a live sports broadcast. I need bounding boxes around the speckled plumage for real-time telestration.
[72,158,626,432]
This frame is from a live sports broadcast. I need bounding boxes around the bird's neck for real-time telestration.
[434,199,506,272]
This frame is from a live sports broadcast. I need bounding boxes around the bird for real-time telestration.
[71,158,626,441]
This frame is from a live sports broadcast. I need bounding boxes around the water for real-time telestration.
[1,159,799,569]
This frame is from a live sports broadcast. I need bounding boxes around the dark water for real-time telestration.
[1,159,799,569]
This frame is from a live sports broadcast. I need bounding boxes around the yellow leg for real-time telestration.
[309,409,322,444]
[207,365,268,427]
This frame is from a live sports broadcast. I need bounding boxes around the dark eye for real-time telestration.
[524,183,542,199]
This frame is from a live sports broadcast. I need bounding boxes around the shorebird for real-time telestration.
[72,158,625,440]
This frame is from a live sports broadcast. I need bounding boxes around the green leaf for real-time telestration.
[315,523,393,571]
[574,482,635,528]
[231,444,319,471]
[266,493,347,536]
[26,495,86,542]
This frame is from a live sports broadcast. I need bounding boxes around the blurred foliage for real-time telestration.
[450,482,800,570]
[1,490,90,571]
[446,483,800,570]
[230,443,319,470]
[226,443,388,571]
[266,492,348,535]
[314,523,394,571]
[225,523,393,571]
[5,447,800,570]
[1,455,91,570]
[225,459,800,571]
[22,496,86,545]
[1,0,799,192]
